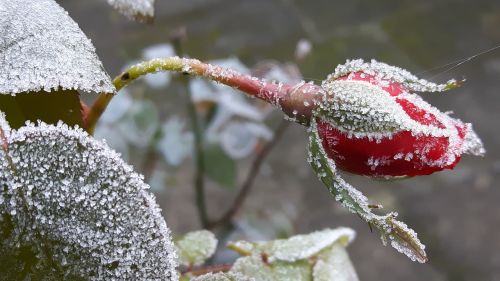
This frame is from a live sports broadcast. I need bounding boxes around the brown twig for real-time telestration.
[207,120,289,229]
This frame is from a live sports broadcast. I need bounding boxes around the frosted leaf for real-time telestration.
[229,255,311,281]
[307,119,427,263]
[106,0,155,22]
[313,244,359,281]
[175,230,218,267]
[228,227,355,263]
[327,59,461,93]
[191,272,251,281]
[0,120,177,280]
[0,0,115,95]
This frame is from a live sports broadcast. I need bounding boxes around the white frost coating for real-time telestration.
[192,272,253,281]
[0,121,177,280]
[228,227,355,263]
[0,0,115,95]
[106,0,155,21]
[312,244,359,281]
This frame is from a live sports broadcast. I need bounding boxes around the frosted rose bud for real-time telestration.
[315,59,485,178]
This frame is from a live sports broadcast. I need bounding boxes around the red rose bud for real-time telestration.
[315,59,484,178]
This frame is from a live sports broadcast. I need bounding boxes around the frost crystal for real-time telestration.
[0,121,177,280]
[0,0,115,95]
[106,0,155,22]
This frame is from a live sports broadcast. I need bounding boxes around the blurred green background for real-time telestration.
[59,0,500,280]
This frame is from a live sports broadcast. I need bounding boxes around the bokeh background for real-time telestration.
[59,1,500,280]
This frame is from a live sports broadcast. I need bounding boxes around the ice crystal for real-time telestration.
[307,119,427,263]
[0,120,177,280]
[106,0,155,22]
[0,0,115,95]
[175,230,218,267]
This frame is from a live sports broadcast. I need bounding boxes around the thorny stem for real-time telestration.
[207,120,289,230]
[85,57,325,133]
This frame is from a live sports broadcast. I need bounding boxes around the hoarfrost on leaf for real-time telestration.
[307,119,427,263]
[227,228,358,281]
[312,244,359,281]
[0,0,115,95]
[175,230,218,267]
[106,0,155,22]
[0,120,177,280]
[191,272,252,281]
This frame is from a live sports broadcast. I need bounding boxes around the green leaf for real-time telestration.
[175,230,218,267]
[313,244,359,281]
[190,272,247,281]
[0,90,83,129]
[230,255,312,281]
[203,144,237,189]
[0,117,178,280]
[306,119,427,263]
[228,227,355,263]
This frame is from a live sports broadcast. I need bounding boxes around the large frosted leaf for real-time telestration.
[0,0,115,95]
[0,118,177,280]
[106,0,155,22]
[175,230,218,267]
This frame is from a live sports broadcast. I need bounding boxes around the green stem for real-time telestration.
[84,57,324,134]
